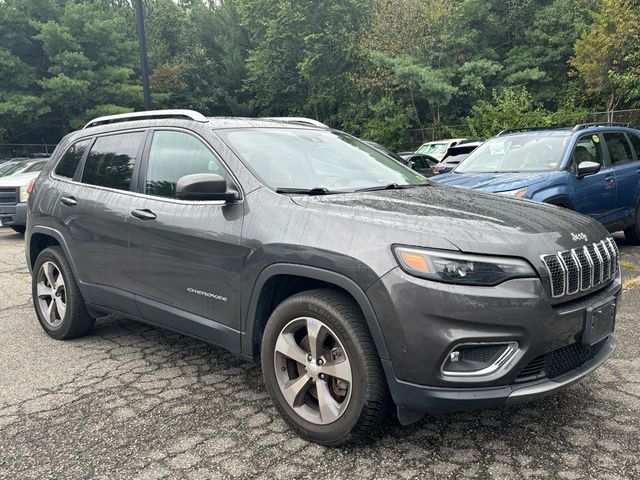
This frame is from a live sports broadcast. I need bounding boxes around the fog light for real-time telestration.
[441,342,519,378]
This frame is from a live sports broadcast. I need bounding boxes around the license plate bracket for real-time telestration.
[583,298,616,347]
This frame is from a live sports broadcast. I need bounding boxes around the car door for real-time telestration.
[567,133,617,225]
[126,129,245,347]
[59,130,147,314]
[603,131,640,227]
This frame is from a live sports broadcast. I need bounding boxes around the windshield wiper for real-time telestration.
[353,183,428,193]
[275,187,336,195]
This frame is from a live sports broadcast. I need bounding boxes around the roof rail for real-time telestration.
[83,109,208,129]
[261,117,329,128]
[496,126,565,136]
[572,122,630,131]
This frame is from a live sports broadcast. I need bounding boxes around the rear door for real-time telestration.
[61,130,146,313]
[602,131,640,227]
[126,129,245,346]
[567,133,617,224]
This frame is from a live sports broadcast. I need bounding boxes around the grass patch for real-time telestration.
[622,276,640,291]
[620,260,637,270]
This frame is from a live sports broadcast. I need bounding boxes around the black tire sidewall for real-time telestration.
[32,247,83,340]
[261,293,373,444]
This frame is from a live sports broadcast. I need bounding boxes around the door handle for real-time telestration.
[59,196,77,207]
[130,208,157,221]
[605,176,615,183]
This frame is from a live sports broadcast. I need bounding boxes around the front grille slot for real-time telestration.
[542,238,618,299]
[542,254,565,297]
[0,187,18,205]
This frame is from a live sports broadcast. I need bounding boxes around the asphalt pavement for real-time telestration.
[1,228,639,479]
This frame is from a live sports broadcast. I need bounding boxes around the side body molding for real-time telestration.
[242,263,391,361]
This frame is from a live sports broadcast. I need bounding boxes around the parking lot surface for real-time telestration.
[1,228,640,479]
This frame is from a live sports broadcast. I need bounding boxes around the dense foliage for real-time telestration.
[0,0,639,149]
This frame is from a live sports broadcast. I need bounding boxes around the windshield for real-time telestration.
[219,128,426,191]
[416,143,447,155]
[0,161,27,177]
[455,135,570,173]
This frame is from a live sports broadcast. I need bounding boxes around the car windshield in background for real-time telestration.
[416,143,447,155]
[0,161,28,177]
[219,128,427,192]
[455,135,571,173]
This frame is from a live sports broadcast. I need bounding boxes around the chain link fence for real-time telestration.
[405,109,640,147]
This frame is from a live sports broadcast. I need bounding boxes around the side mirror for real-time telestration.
[176,173,239,201]
[576,161,601,178]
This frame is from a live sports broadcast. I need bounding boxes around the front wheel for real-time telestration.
[261,289,389,446]
[624,208,640,245]
[11,226,25,234]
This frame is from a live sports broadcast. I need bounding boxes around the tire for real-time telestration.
[261,288,389,446]
[32,246,94,340]
[11,226,25,234]
[624,209,640,245]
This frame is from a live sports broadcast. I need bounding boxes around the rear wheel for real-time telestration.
[261,289,389,446]
[32,247,94,340]
[624,208,640,245]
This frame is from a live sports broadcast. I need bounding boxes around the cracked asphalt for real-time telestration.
[1,228,639,479]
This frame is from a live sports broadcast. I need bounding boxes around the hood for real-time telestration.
[290,184,609,262]
[0,171,39,187]
[430,171,551,192]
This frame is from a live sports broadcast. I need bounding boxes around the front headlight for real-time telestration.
[393,246,536,286]
[19,186,29,203]
[497,187,528,198]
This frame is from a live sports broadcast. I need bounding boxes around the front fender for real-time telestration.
[529,183,573,208]
[242,263,391,361]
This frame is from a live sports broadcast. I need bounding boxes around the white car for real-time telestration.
[0,169,43,233]
[414,138,468,161]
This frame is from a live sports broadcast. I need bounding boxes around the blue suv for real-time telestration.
[432,123,640,243]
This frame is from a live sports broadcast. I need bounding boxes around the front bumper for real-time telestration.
[0,202,27,227]
[384,334,616,416]
[366,266,621,414]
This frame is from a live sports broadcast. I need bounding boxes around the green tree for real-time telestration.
[571,0,640,119]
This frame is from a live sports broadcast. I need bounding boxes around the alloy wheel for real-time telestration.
[36,261,66,328]
[273,316,353,425]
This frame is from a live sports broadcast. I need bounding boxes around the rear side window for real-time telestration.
[628,133,640,159]
[82,132,144,191]
[55,139,91,179]
[144,131,226,199]
[603,132,633,165]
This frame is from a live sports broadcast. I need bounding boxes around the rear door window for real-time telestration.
[55,139,91,179]
[81,132,144,191]
[144,130,226,199]
[603,132,633,165]
[627,133,640,159]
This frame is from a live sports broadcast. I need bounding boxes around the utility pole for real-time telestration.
[134,0,151,110]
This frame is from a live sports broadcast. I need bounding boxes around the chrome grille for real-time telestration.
[541,238,619,299]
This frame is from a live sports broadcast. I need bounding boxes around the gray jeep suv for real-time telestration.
[26,110,620,445]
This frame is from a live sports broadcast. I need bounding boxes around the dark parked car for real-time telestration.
[431,141,483,175]
[26,110,620,445]
[431,124,640,243]
[406,154,439,177]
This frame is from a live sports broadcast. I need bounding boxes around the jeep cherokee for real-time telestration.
[26,110,620,445]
